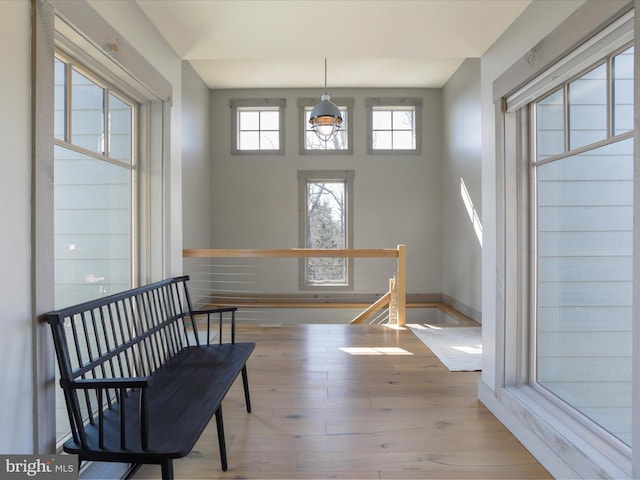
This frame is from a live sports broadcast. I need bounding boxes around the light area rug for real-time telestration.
[409,326,482,371]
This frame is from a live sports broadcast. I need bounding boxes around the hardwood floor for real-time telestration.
[133,323,551,480]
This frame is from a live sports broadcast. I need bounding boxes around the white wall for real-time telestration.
[0,0,34,454]
[209,88,443,296]
[181,61,212,249]
[442,58,482,322]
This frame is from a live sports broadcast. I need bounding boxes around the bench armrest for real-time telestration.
[62,376,154,450]
[192,307,237,315]
[67,377,152,390]
[190,307,238,345]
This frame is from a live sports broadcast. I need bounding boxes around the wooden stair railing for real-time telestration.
[182,245,407,326]
[351,275,400,325]
[350,291,391,324]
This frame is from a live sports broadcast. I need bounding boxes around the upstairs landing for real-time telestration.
[133,323,548,479]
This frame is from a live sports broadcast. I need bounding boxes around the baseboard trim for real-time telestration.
[442,294,481,323]
[79,461,131,480]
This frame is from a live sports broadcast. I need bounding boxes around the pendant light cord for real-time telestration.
[324,57,328,93]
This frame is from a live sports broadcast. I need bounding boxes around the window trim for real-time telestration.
[366,97,422,154]
[504,10,634,112]
[297,170,354,291]
[230,98,286,155]
[297,97,354,155]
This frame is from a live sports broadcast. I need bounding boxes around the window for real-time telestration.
[366,98,422,153]
[53,52,139,445]
[297,98,353,153]
[54,52,137,309]
[532,44,634,446]
[298,171,354,289]
[491,4,635,477]
[230,98,286,154]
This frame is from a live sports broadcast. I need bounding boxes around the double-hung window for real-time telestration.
[230,98,286,154]
[366,98,422,153]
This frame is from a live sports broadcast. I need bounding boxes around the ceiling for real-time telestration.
[136,0,532,90]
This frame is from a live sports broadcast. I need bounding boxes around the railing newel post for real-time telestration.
[397,244,407,327]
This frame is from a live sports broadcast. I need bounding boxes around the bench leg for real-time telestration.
[241,365,252,413]
[215,407,228,471]
[160,459,174,480]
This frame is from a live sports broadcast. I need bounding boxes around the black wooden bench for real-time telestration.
[45,276,255,479]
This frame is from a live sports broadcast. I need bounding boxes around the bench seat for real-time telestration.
[62,343,255,462]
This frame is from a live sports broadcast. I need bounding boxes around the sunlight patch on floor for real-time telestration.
[452,344,482,354]
[339,346,413,355]
[382,323,407,331]
[407,323,444,330]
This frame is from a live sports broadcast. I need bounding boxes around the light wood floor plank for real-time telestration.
[133,324,550,480]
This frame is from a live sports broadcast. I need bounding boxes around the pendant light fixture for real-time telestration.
[309,58,343,142]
